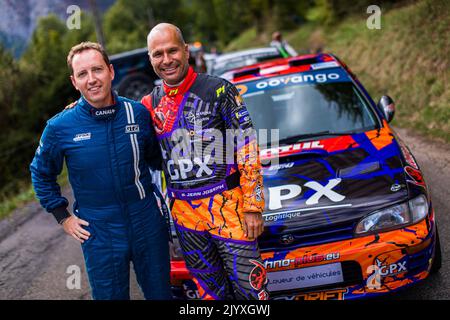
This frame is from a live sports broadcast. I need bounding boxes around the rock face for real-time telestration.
[0,0,114,57]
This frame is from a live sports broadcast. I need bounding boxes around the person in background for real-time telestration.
[270,31,298,57]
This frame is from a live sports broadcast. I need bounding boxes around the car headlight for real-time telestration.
[355,195,428,235]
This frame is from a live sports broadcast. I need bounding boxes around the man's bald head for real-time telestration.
[147,23,185,50]
[146,23,190,85]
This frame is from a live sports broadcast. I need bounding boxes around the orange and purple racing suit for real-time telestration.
[141,67,268,300]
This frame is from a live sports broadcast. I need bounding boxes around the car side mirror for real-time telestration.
[377,95,395,123]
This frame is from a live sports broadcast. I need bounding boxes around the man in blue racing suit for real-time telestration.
[30,42,171,300]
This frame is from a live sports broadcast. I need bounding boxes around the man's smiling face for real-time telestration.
[147,27,190,85]
[70,49,115,108]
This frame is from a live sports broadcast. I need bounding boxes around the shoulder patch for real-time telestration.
[216,85,226,98]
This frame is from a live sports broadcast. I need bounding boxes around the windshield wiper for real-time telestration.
[279,130,360,145]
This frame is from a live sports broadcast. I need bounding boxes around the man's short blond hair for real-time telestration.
[67,41,110,74]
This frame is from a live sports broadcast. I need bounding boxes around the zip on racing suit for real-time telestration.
[141,67,268,300]
[30,93,171,300]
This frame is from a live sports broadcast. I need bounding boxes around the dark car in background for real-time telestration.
[109,47,157,101]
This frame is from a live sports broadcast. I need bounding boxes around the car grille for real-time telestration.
[259,220,357,252]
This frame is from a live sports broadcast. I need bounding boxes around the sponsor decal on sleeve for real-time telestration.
[235,109,250,124]
[73,133,91,142]
[216,85,225,98]
[255,181,263,202]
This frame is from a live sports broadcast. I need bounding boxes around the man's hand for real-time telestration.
[243,212,264,240]
[64,101,77,110]
[62,216,91,243]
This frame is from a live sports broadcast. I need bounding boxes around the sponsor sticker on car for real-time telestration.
[267,262,344,291]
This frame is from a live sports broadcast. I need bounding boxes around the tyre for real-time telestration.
[117,73,154,101]
[430,227,442,274]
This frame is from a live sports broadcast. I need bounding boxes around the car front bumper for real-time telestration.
[169,209,437,300]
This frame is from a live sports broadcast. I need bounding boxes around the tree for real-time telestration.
[103,0,191,54]
[0,13,96,197]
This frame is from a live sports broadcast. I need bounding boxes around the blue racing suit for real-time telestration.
[30,93,171,300]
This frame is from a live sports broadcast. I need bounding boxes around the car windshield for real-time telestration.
[238,69,379,144]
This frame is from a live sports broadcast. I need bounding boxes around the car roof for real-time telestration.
[228,53,346,83]
[211,47,284,76]
[214,47,280,64]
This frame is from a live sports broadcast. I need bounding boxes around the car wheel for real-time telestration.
[118,74,153,101]
[430,227,442,274]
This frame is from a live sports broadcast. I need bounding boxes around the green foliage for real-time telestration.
[103,0,191,54]
[187,0,310,49]
[0,13,97,203]
[188,0,219,44]
[0,44,38,200]
[0,184,35,221]
[225,28,260,52]
[306,0,335,24]
[0,165,68,221]
[225,0,449,143]
[323,0,449,142]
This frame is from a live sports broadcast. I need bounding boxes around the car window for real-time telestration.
[237,69,379,144]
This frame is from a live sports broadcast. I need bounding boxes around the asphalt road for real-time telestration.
[0,126,448,300]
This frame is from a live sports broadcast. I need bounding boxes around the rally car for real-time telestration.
[169,53,442,300]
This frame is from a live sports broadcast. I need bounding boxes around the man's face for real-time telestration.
[70,49,114,108]
[148,29,189,85]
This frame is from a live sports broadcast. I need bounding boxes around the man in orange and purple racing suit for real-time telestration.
[141,23,268,300]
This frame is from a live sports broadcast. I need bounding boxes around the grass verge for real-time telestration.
[225,0,449,143]
[0,166,69,221]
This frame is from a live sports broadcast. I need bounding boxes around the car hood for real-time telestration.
[260,127,408,232]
